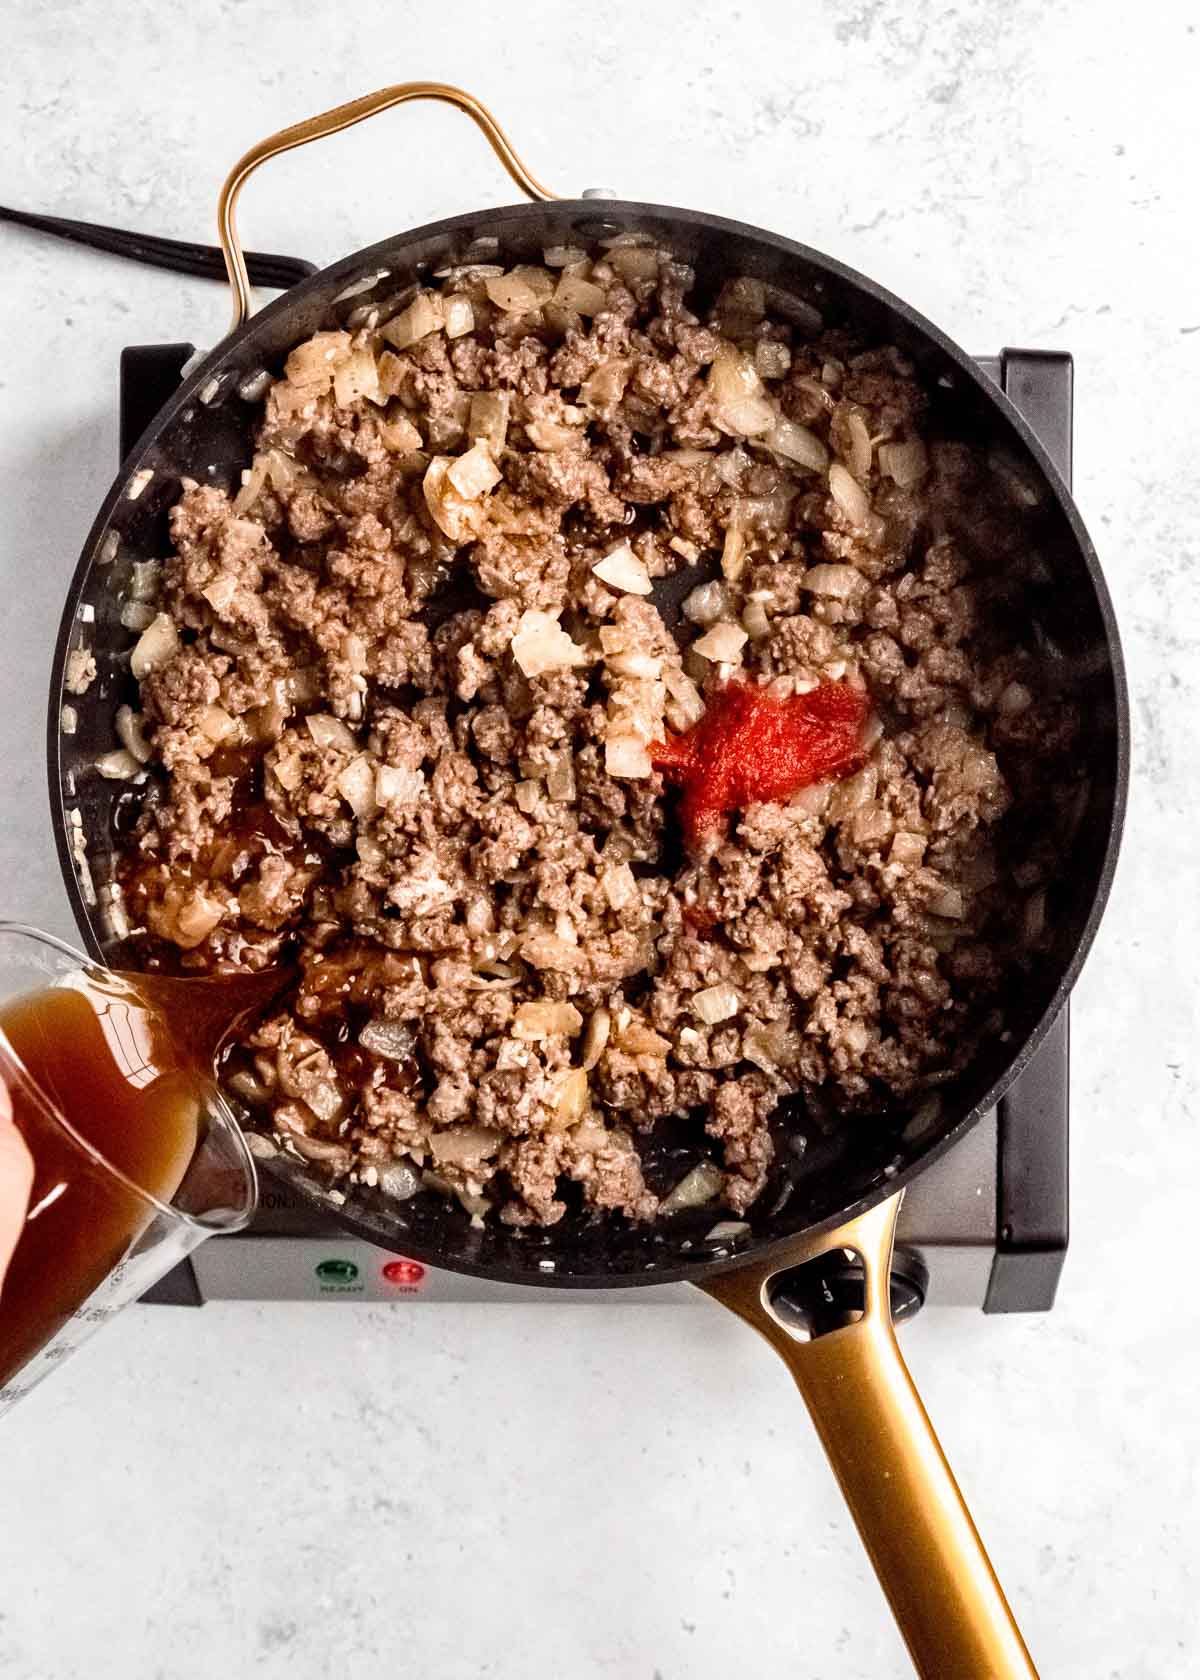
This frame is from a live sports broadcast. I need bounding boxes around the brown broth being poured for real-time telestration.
[0,965,282,1388]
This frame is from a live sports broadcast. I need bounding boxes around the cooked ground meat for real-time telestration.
[114,248,1073,1230]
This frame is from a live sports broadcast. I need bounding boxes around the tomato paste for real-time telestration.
[651,679,870,847]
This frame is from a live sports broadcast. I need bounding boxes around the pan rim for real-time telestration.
[46,198,1130,1288]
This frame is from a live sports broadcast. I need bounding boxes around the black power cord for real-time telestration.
[0,204,315,289]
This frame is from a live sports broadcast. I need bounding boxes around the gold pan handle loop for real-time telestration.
[216,82,559,333]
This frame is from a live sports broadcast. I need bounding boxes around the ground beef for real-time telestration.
[114,247,1072,1231]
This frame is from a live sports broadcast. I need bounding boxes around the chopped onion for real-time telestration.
[467,390,510,452]
[443,295,475,340]
[845,410,873,481]
[115,705,152,763]
[447,441,502,500]
[602,862,637,911]
[375,763,423,809]
[721,520,747,583]
[194,703,234,745]
[926,884,965,920]
[130,613,179,679]
[336,754,377,818]
[525,418,579,451]
[708,343,775,437]
[172,890,225,948]
[998,681,1033,716]
[878,438,929,488]
[790,780,832,817]
[120,600,157,632]
[333,347,381,408]
[377,1160,422,1200]
[285,331,352,388]
[720,276,766,318]
[802,563,864,599]
[605,736,652,778]
[989,450,1042,507]
[543,245,588,268]
[890,831,926,867]
[129,560,162,602]
[683,580,732,625]
[511,609,587,678]
[742,597,772,640]
[237,368,273,403]
[521,932,585,971]
[429,1126,501,1168]
[692,621,748,663]
[764,416,828,471]
[205,562,250,615]
[381,292,443,350]
[581,1008,611,1070]
[546,752,576,802]
[513,1000,583,1040]
[555,1069,590,1126]
[485,272,540,313]
[705,1220,751,1242]
[581,358,632,408]
[553,271,607,315]
[331,269,389,304]
[610,247,659,283]
[514,779,540,814]
[379,414,422,453]
[660,1161,724,1214]
[754,340,792,380]
[284,668,320,706]
[829,462,873,525]
[743,1021,795,1072]
[842,1020,871,1055]
[607,651,662,679]
[692,982,740,1025]
[719,393,777,436]
[510,265,555,303]
[95,748,143,781]
[733,486,795,533]
[592,542,651,595]
[663,668,706,731]
[305,713,357,753]
[359,1019,416,1061]
[829,764,877,823]
[423,456,489,544]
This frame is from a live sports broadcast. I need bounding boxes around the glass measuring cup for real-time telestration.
[0,924,257,1413]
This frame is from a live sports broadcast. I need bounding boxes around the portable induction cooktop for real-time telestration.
[110,336,1071,1316]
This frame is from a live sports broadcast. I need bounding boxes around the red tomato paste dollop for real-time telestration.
[651,679,870,848]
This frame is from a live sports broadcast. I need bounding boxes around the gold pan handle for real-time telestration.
[216,82,559,333]
[700,1193,1039,1679]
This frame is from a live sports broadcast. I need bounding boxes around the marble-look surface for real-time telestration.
[0,2,1196,1674]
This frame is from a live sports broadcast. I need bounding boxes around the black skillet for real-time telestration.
[44,85,1127,1678]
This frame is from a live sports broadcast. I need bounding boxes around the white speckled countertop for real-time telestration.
[0,3,1196,1675]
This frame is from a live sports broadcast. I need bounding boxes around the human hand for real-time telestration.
[0,1083,33,1295]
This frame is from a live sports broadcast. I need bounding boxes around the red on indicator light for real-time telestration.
[382,1259,426,1286]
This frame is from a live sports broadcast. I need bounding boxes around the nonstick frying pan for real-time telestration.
[46,84,1128,1678]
